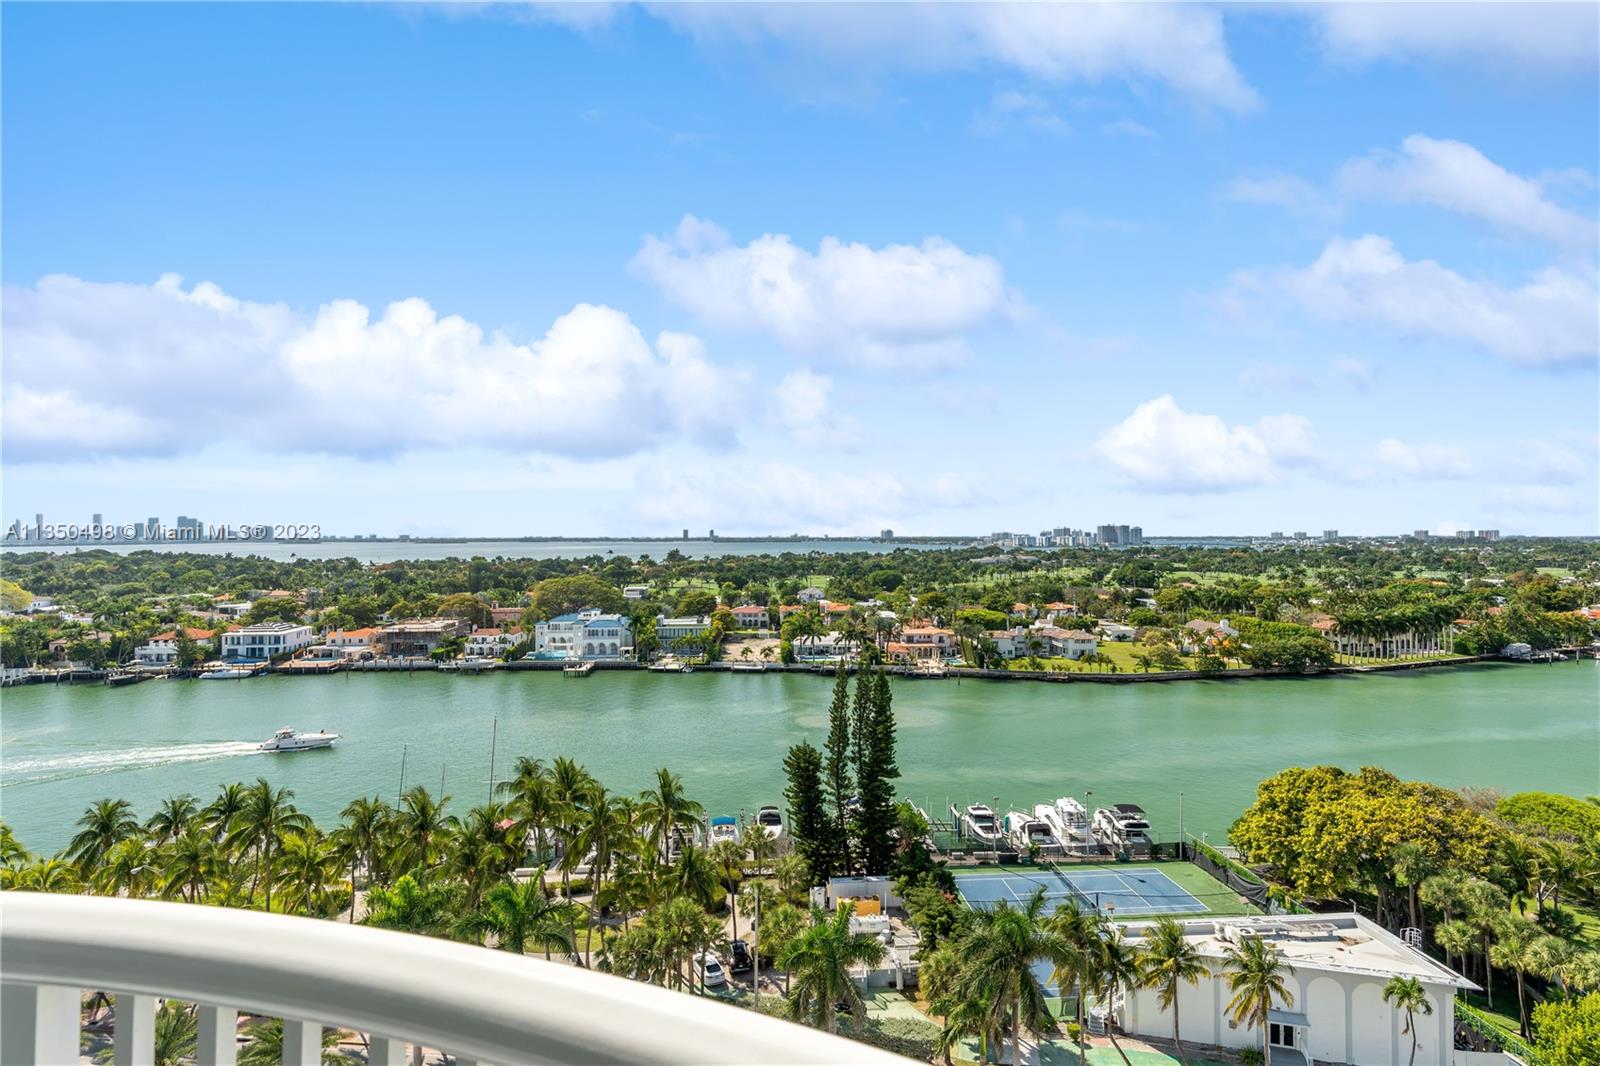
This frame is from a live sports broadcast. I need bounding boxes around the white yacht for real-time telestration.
[708,816,739,846]
[955,803,1002,844]
[1004,810,1062,855]
[199,666,252,680]
[754,805,785,840]
[1037,797,1097,855]
[258,727,340,752]
[1092,803,1153,855]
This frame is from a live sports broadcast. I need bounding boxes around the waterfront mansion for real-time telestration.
[532,609,633,661]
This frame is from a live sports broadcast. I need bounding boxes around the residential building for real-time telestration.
[792,631,859,662]
[534,610,633,661]
[1182,618,1238,651]
[622,585,650,600]
[488,606,526,626]
[886,626,957,662]
[1033,626,1098,659]
[1315,621,1451,659]
[325,628,380,651]
[376,618,473,658]
[730,604,770,630]
[214,602,252,619]
[134,627,227,666]
[221,622,315,662]
[1097,622,1137,642]
[796,586,826,604]
[1115,913,1473,1065]
[465,627,519,659]
[1042,601,1077,621]
[654,615,711,646]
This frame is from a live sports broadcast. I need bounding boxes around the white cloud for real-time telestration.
[630,215,1021,366]
[1238,362,1314,396]
[1103,118,1156,138]
[773,369,854,445]
[646,2,1259,111]
[2,274,744,460]
[1331,356,1376,392]
[971,90,1070,136]
[1094,395,1318,492]
[1309,3,1599,72]
[1338,134,1594,248]
[1226,174,1337,221]
[1374,438,1474,480]
[1257,235,1598,367]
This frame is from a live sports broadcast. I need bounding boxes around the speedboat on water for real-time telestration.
[258,727,340,752]
[708,816,739,846]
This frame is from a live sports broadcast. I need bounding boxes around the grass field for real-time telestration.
[1004,640,1240,674]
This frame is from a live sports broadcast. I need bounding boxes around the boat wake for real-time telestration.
[2,742,263,785]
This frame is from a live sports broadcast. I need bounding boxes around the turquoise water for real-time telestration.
[3,662,1596,853]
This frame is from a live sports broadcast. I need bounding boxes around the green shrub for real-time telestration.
[1497,792,1600,839]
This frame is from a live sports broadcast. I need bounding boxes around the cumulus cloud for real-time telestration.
[1252,235,1598,367]
[773,369,855,446]
[1375,438,1474,480]
[1093,395,1318,492]
[646,2,1259,111]
[1338,135,1594,248]
[2,273,744,460]
[630,215,1021,366]
[1309,3,1599,72]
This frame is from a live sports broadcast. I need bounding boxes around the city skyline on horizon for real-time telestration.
[3,4,1597,538]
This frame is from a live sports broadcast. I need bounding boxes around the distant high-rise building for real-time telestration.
[34,513,44,537]
[709,529,716,539]
[1480,529,1500,541]
[92,513,103,528]
[1128,526,1144,545]
[1116,524,1131,545]
[1323,530,1338,541]
[1293,531,1307,540]
[1270,531,1285,540]
[880,529,894,539]
[1096,524,1118,546]
[1413,530,1430,541]
[682,529,689,540]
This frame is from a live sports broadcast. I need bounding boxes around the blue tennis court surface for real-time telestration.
[955,865,1208,918]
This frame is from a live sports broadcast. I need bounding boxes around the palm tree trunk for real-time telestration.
[1516,970,1528,1039]
[1012,999,1021,1066]
[1408,1009,1418,1066]
[1076,976,1087,1066]
[1171,981,1187,1065]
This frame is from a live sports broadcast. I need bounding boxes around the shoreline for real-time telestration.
[8,649,1591,689]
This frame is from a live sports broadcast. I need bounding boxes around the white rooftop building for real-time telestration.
[221,622,315,662]
[1115,913,1475,1066]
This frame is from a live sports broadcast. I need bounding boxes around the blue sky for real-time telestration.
[4,2,1596,537]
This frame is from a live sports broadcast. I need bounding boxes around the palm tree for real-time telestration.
[94,837,155,898]
[668,842,722,911]
[362,873,455,937]
[227,779,311,912]
[4,857,82,892]
[456,874,578,959]
[203,783,249,843]
[66,798,140,873]
[93,1000,196,1066]
[1042,903,1101,1066]
[236,1018,350,1066]
[160,827,217,902]
[145,795,200,845]
[332,796,390,922]
[497,756,554,865]
[1489,919,1537,1039]
[1434,920,1476,984]
[575,786,633,965]
[964,891,1071,1066]
[710,838,747,944]
[277,828,338,916]
[1389,843,1435,932]
[1091,926,1141,1066]
[1381,976,1434,1066]
[777,905,887,1034]
[638,767,704,865]
[390,786,456,876]
[1137,916,1208,1064]
[1223,935,1295,1066]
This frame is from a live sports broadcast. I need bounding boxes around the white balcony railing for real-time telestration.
[0,893,910,1065]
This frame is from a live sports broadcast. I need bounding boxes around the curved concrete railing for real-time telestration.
[0,893,909,1065]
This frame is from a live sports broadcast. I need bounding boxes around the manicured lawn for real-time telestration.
[1004,641,1243,675]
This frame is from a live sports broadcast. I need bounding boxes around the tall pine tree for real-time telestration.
[822,660,854,876]
[856,668,901,874]
[782,740,832,885]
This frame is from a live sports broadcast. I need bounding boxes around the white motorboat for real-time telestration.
[708,816,739,846]
[199,666,252,680]
[1037,797,1098,855]
[1092,803,1153,855]
[754,805,785,840]
[456,657,498,672]
[730,660,767,672]
[1004,810,1062,855]
[258,727,340,752]
[955,803,1003,844]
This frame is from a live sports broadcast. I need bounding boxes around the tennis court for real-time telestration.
[954,863,1209,918]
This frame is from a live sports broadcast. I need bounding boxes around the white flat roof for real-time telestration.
[1121,913,1476,991]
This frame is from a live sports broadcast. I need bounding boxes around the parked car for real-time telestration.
[727,939,753,974]
[693,951,727,989]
